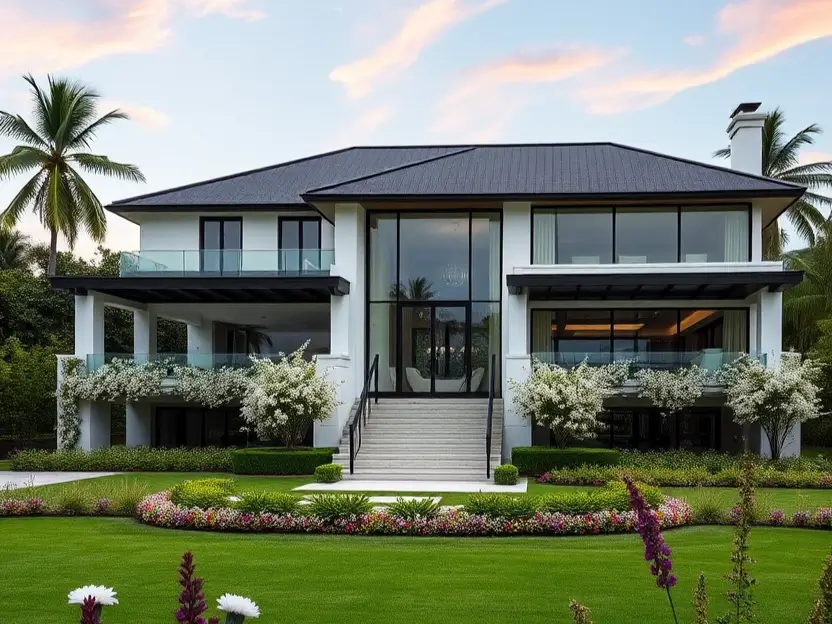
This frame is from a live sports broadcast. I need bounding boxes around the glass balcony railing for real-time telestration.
[84,353,282,372]
[119,249,334,277]
[531,351,766,373]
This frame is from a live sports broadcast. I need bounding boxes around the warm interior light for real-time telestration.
[679,309,717,332]
[562,323,645,332]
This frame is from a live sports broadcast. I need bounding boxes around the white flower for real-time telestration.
[67,585,119,606]
[217,594,260,618]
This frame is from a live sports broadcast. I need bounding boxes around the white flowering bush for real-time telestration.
[57,358,85,449]
[636,366,708,418]
[509,359,628,448]
[240,342,340,448]
[725,353,824,459]
[175,365,249,408]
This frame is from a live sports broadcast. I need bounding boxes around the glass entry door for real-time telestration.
[398,303,471,394]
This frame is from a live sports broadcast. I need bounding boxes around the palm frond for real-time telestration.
[0,146,48,180]
[69,153,146,183]
[0,112,48,147]
[761,108,788,175]
[23,74,53,144]
[802,191,832,209]
[780,160,832,177]
[0,169,46,231]
[66,166,107,242]
[769,123,822,175]
[713,146,731,159]
[68,109,129,150]
[0,229,31,270]
[786,201,825,247]
[42,167,79,248]
[52,79,100,154]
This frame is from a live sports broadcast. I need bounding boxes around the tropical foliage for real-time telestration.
[0,229,30,270]
[0,74,144,275]
[714,107,832,257]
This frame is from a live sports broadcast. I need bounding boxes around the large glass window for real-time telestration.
[200,217,241,273]
[615,207,677,263]
[471,213,501,300]
[532,205,749,264]
[399,214,469,300]
[279,217,321,271]
[681,207,749,262]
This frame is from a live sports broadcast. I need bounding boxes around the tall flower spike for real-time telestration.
[80,596,101,624]
[176,551,210,624]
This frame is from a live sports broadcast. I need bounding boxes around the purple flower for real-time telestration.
[769,509,784,526]
[625,478,677,590]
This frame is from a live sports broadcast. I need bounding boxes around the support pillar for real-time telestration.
[78,401,111,450]
[133,308,158,361]
[126,403,152,447]
[187,323,214,367]
[72,293,108,450]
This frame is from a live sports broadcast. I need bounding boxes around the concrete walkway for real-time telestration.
[0,472,117,490]
[294,478,528,493]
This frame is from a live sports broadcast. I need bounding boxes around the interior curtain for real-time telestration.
[723,211,748,262]
[489,218,501,300]
[531,311,555,358]
[722,310,747,353]
[533,212,557,264]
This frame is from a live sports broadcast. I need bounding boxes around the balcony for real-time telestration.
[85,353,283,372]
[532,351,766,373]
[119,249,335,277]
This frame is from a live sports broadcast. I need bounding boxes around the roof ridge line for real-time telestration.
[302,147,476,195]
[608,142,806,191]
[108,145,358,207]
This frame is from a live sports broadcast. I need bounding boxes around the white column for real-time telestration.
[747,301,759,355]
[330,203,365,397]
[74,293,109,450]
[314,355,353,447]
[126,403,152,447]
[187,322,214,367]
[133,307,158,360]
[758,290,783,368]
[750,204,763,262]
[501,202,532,460]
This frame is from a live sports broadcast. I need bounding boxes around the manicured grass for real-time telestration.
[0,518,827,623]
[13,473,832,512]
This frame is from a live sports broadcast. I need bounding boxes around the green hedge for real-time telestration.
[511,447,621,475]
[11,446,233,472]
[494,464,519,485]
[231,447,337,475]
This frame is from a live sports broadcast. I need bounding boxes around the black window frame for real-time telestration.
[199,216,242,274]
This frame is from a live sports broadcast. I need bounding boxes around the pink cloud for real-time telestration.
[0,0,264,76]
[433,46,621,140]
[329,0,508,99]
[584,0,832,114]
[800,150,832,165]
[100,99,171,131]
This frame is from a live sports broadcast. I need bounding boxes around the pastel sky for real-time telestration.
[1,0,831,257]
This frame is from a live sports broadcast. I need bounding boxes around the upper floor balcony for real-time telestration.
[119,249,335,277]
[533,350,766,373]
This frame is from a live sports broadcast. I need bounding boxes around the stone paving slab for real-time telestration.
[293,479,528,494]
[0,472,118,490]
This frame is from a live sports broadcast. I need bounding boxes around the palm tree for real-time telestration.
[783,223,832,352]
[0,229,30,270]
[389,276,437,300]
[0,74,145,275]
[714,108,832,258]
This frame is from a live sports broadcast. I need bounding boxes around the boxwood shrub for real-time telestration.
[10,446,233,472]
[494,464,519,485]
[314,464,343,483]
[231,447,337,475]
[169,478,235,509]
[511,447,621,475]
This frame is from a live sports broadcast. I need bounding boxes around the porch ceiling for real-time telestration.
[507,270,803,301]
[50,275,349,304]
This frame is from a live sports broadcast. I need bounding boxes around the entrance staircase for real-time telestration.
[332,398,503,481]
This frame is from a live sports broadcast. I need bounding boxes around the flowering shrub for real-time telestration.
[725,353,824,459]
[240,343,340,448]
[509,359,629,447]
[175,366,249,409]
[135,490,692,536]
[636,366,707,418]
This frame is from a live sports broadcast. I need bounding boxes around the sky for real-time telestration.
[0,0,830,257]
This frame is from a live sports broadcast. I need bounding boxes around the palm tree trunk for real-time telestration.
[47,227,58,276]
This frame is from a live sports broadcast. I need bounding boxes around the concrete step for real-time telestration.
[343,470,491,481]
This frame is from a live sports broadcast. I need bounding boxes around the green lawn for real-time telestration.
[15,473,832,513]
[0,518,827,623]
[0,459,12,470]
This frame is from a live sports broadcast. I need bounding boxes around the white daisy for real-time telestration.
[67,585,119,606]
[217,593,260,618]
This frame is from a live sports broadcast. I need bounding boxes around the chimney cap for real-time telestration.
[730,102,762,118]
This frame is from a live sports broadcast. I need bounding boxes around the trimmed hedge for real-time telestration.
[494,464,519,485]
[10,446,233,472]
[512,447,621,475]
[231,447,337,475]
[315,464,343,483]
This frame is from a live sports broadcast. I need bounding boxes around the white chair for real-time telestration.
[572,256,601,264]
[685,253,708,263]
[619,255,647,263]
[405,367,432,392]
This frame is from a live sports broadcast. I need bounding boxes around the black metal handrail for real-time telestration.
[485,353,497,478]
[348,353,379,474]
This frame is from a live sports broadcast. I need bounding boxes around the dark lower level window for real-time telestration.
[590,408,722,451]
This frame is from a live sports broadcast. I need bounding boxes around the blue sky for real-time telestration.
[0,0,830,256]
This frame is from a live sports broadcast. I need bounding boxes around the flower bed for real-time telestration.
[134,491,692,536]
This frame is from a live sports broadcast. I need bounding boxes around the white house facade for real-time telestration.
[52,103,807,476]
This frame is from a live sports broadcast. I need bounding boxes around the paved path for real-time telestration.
[293,478,528,493]
[0,472,117,490]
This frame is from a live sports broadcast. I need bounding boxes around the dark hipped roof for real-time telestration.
[109,143,805,211]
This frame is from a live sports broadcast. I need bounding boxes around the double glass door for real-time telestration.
[398,303,472,394]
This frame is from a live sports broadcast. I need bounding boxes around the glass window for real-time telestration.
[613,310,679,368]
[533,211,557,264]
[369,303,397,392]
[616,208,677,263]
[554,310,611,364]
[678,309,748,355]
[201,218,240,273]
[556,209,613,264]
[369,214,397,301]
[681,207,748,262]
[471,213,501,301]
[471,303,500,393]
[399,214,469,300]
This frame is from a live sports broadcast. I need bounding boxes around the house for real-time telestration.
[52,102,805,477]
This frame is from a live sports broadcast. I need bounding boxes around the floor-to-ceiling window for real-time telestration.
[200,217,242,274]
[367,211,501,395]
